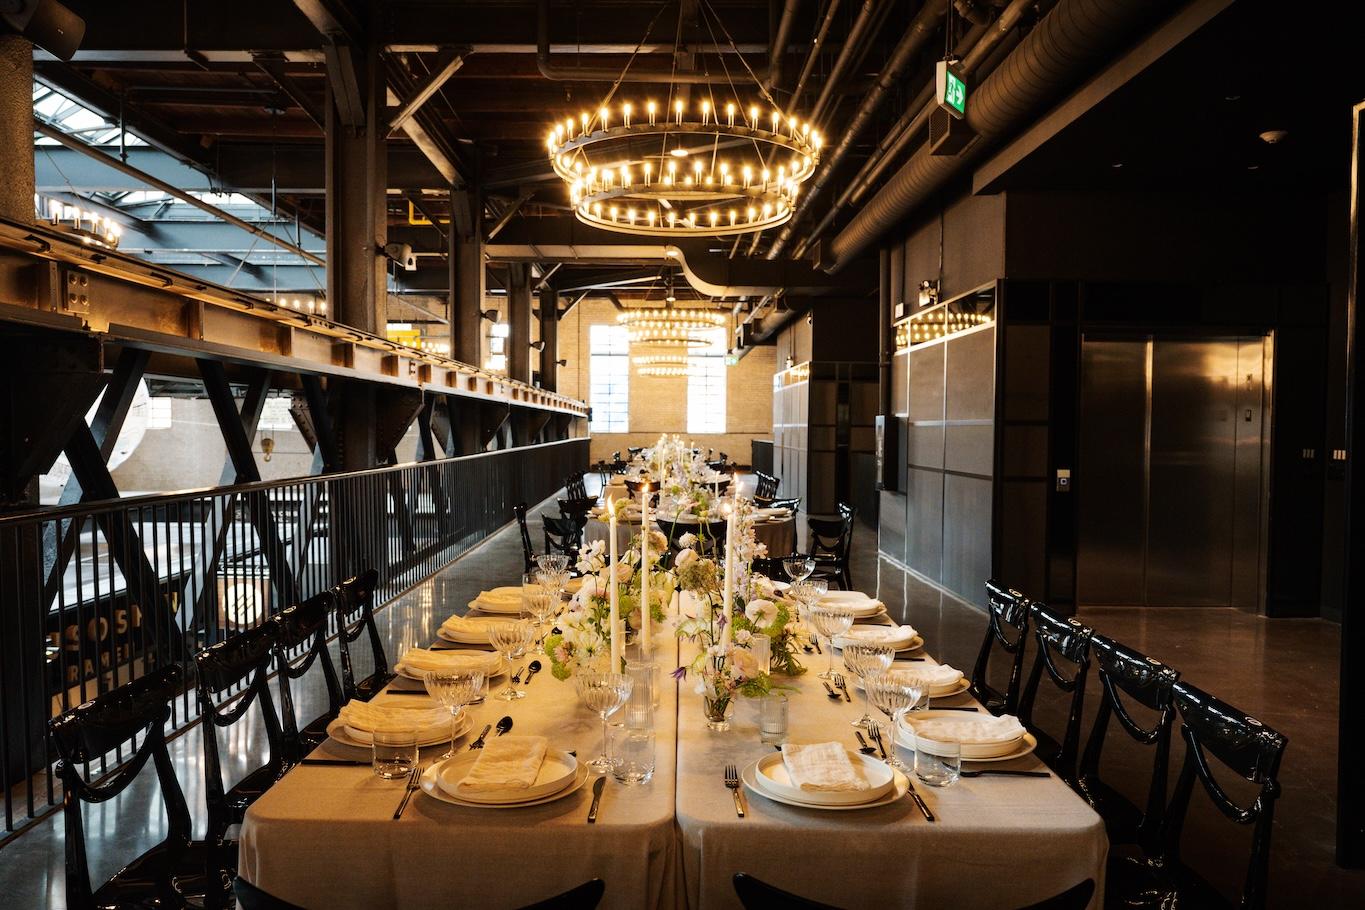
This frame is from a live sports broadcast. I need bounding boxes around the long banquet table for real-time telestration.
[240,597,1106,909]
[583,513,797,558]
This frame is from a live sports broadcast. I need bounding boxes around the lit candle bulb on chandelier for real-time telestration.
[701,100,710,124]
[726,102,735,126]
[599,107,609,129]
[675,99,684,124]
[647,100,657,124]
[623,103,632,127]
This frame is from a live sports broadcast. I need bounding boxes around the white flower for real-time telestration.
[745,598,778,627]
[575,576,598,600]
[614,561,634,583]
[679,532,698,548]
[731,647,760,679]
[753,575,777,598]
[734,629,752,645]
[674,547,698,568]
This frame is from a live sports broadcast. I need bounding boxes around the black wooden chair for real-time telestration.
[196,621,288,902]
[753,470,780,500]
[624,478,660,502]
[1018,880,1096,910]
[1077,634,1179,856]
[734,874,841,910]
[970,580,1033,716]
[659,518,728,557]
[1108,681,1287,910]
[1016,604,1093,786]
[51,664,221,910]
[274,591,345,764]
[517,879,606,910]
[335,568,392,702]
[558,496,596,524]
[564,471,589,501]
[234,877,307,910]
[808,505,854,590]
[514,502,536,574]
[544,515,584,563]
[763,495,802,518]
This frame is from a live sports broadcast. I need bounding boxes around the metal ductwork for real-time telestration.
[824,0,1179,272]
[809,0,885,125]
[765,0,802,90]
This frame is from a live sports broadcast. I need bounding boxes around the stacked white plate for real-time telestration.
[852,663,968,699]
[897,710,1037,762]
[742,749,909,811]
[394,648,506,681]
[833,624,922,652]
[817,591,885,619]
[420,749,588,808]
[467,586,525,614]
[325,702,468,750]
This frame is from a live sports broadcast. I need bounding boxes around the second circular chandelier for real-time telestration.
[546,1,821,238]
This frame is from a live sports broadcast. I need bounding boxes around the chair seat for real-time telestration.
[1104,848,1187,910]
[90,839,225,910]
[223,764,286,820]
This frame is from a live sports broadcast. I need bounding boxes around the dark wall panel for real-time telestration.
[944,473,994,607]
[906,466,944,582]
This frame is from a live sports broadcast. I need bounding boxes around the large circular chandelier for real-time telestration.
[545,2,820,238]
[633,353,693,377]
[619,306,726,346]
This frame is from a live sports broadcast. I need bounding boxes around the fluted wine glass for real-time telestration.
[809,605,854,680]
[488,619,535,700]
[864,672,924,772]
[783,555,815,584]
[422,669,484,760]
[842,643,894,727]
[575,671,633,773]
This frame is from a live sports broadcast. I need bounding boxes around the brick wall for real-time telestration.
[557,297,775,464]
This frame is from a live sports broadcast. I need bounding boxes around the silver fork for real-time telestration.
[832,672,852,702]
[724,764,745,818]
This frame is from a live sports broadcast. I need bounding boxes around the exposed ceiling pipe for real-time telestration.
[766,0,945,260]
[789,0,843,110]
[809,0,885,126]
[765,0,803,91]
[825,0,1176,272]
[33,119,326,266]
[535,0,771,84]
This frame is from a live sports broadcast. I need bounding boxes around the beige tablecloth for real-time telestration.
[239,639,681,910]
[673,638,1107,909]
[584,515,797,559]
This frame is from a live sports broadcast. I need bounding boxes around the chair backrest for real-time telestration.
[1013,879,1095,910]
[195,621,286,827]
[564,472,589,500]
[753,471,780,500]
[335,568,388,701]
[274,591,344,762]
[1016,604,1093,784]
[234,877,307,910]
[808,514,852,563]
[516,879,606,910]
[837,501,855,522]
[51,664,191,910]
[514,502,535,573]
[1164,681,1287,910]
[970,580,1033,715]
[765,496,801,518]
[733,873,840,910]
[543,516,584,559]
[1077,633,1179,856]
[558,496,596,525]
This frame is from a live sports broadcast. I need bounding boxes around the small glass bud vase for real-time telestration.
[701,691,733,732]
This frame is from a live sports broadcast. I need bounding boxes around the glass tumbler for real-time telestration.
[371,729,418,780]
[749,633,772,673]
[758,693,789,745]
[914,735,962,788]
[609,725,656,785]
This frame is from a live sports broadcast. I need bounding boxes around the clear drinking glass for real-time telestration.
[609,724,656,785]
[914,729,961,788]
[536,553,570,575]
[758,693,789,745]
[371,728,418,779]
[864,672,917,772]
[810,605,854,680]
[749,633,771,673]
[575,671,633,773]
[523,574,558,646]
[842,643,894,727]
[624,655,659,715]
[488,619,535,700]
[783,555,816,583]
[422,669,484,759]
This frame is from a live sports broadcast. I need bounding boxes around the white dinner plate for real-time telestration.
[419,762,590,809]
[435,748,579,804]
[754,749,896,806]
[897,712,1038,762]
[438,616,518,645]
[324,712,470,750]
[832,627,920,651]
[394,651,506,681]
[742,760,909,811]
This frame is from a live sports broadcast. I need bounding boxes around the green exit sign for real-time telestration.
[936,61,967,120]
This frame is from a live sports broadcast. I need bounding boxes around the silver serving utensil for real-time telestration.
[468,723,493,750]
[392,766,421,820]
[494,715,513,736]
[586,775,606,824]
[523,660,543,686]
[724,764,745,818]
[833,673,852,702]
[853,731,877,755]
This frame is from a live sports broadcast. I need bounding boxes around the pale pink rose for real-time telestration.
[615,561,634,583]
[674,547,698,568]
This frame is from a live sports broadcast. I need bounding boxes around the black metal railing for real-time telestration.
[0,437,588,837]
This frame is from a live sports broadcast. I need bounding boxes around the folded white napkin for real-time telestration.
[904,713,1026,745]
[780,742,870,792]
[890,663,963,689]
[337,700,448,735]
[458,735,550,792]
[476,586,523,606]
[398,647,500,675]
[837,624,918,649]
[441,614,513,638]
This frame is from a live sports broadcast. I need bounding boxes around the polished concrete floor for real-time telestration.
[7,488,1362,908]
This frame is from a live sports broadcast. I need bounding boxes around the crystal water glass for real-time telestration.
[609,724,656,785]
[523,573,558,644]
[576,671,633,773]
[842,643,894,727]
[758,693,789,745]
[783,556,815,583]
[536,553,570,575]
[864,672,918,772]
[809,605,854,679]
[422,669,484,760]
[914,729,961,788]
[371,728,418,780]
[488,620,535,700]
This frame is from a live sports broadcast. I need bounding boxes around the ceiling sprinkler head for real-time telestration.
[1258,129,1289,145]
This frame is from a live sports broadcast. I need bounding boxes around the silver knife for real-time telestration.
[586,775,606,824]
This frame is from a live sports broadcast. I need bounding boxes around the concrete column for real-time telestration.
[507,263,532,384]
[451,188,484,367]
[538,286,559,391]
[0,36,35,223]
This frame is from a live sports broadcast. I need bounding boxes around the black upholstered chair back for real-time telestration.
[1016,604,1093,785]
[543,515,584,561]
[970,580,1032,716]
[753,471,780,500]
[1077,633,1179,856]
[1164,681,1287,910]
[336,568,390,701]
[514,502,535,573]
[564,472,589,501]
[51,664,192,910]
[274,591,344,763]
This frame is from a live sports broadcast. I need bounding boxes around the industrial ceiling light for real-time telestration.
[545,1,820,238]
[633,353,693,377]
[618,306,725,346]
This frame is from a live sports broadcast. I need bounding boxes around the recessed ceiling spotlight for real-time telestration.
[1259,129,1289,145]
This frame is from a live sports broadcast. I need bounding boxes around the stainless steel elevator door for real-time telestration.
[1077,336,1267,609]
